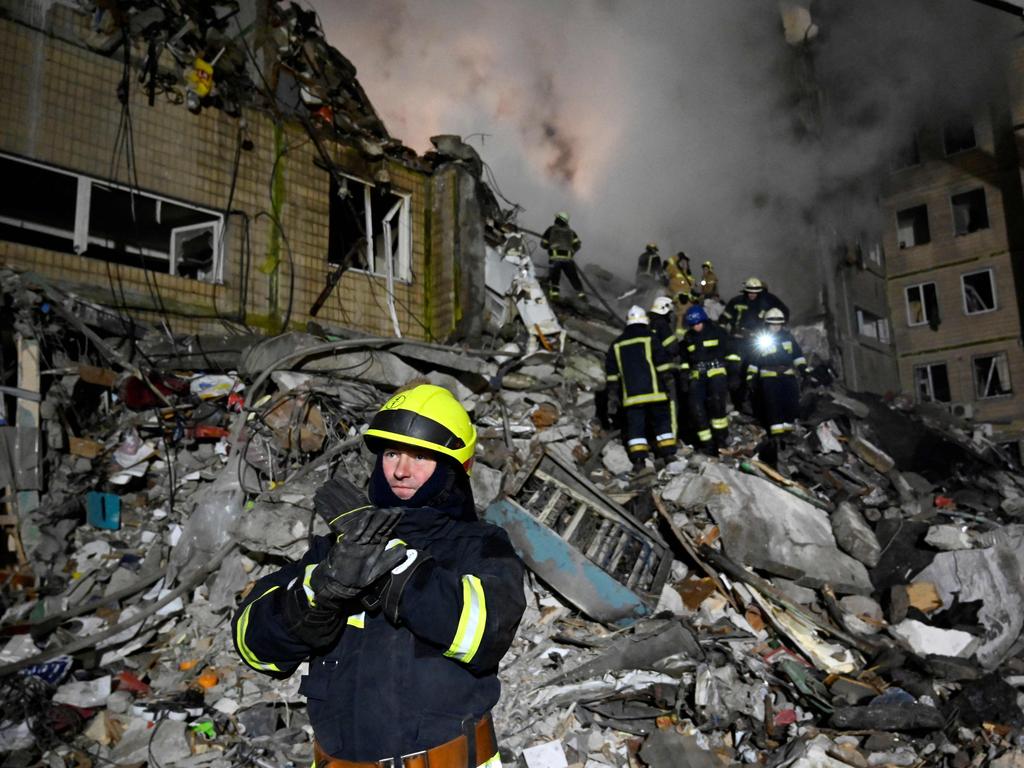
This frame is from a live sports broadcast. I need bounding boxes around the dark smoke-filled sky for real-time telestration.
[309,0,1013,320]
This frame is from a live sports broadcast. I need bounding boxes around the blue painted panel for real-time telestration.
[483,499,648,627]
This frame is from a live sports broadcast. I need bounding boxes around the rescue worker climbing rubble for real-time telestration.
[677,305,731,456]
[746,308,808,465]
[636,243,665,293]
[540,211,585,301]
[605,305,677,473]
[721,277,791,410]
[649,295,681,437]
[231,384,526,768]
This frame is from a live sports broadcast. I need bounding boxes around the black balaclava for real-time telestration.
[367,452,477,539]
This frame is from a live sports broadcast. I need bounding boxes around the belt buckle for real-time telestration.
[399,749,427,767]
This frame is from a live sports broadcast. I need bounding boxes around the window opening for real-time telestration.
[951,188,989,236]
[0,153,224,282]
[327,172,411,281]
[962,269,996,314]
[906,282,939,328]
[974,353,1012,398]
[914,362,951,403]
[897,205,930,248]
[855,307,890,343]
[944,116,976,155]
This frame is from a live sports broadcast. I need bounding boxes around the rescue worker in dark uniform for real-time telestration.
[540,211,584,301]
[677,305,731,455]
[720,277,790,410]
[636,243,665,292]
[746,308,808,464]
[648,296,681,439]
[605,305,677,472]
[232,384,526,768]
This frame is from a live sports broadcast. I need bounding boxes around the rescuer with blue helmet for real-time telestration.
[677,304,731,455]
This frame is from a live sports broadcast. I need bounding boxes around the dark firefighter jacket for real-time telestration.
[677,321,729,380]
[720,291,790,337]
[231,476,526,762]
[746,328,807,380]
[636,249,663,281]
[540,222,581,261]
[605,323,672,406]
[649,313,679,368]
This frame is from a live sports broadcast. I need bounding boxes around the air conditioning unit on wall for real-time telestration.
[949,402,974,420]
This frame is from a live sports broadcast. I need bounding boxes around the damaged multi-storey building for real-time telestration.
[0,0,497,343]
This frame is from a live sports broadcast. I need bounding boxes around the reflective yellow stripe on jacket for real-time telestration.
[236,586,283,673]
[444,575,487,664]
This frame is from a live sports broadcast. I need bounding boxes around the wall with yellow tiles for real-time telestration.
[0,11,452,342]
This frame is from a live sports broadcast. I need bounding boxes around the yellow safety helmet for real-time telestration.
[744,277,764,292]
[364,384,477,474]
[555,211,570,223]
[702,260,713,269]
[646,242,659,251]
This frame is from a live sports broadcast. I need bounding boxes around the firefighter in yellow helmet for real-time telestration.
[665,251,697,320]
[232,384,526,767]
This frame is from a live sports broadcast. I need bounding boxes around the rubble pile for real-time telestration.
[1,269,1023,767]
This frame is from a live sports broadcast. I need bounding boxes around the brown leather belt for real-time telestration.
[313,714,497,768]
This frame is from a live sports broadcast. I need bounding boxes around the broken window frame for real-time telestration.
[961,268,997,315]
[950,188,990,237]
[865,242,883,268]
[973,352,1013,399]
[914,361,951,403]
[327,170,412,283]
[943,115,977,156]
[905,281,938,327]
[0,152,224,283]
[855,307,890,344]
[896,204,930,249]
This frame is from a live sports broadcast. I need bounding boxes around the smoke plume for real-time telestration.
[309,0,1013,319]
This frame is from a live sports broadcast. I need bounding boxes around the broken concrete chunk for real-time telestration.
[693,462,872,594]
[849,436,895,474]
[890,619,979,658]
[831,502,882,567]
[924,524,973,551]
[913,531,1024,669]
[521,740,569,768]
[839,594,884,635]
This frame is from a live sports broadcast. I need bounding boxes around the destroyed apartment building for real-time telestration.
[2,2,1024,768]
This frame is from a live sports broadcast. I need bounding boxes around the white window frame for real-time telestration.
[914,361,950,403]
[855,307,890,344]
[866,242,883,267]
[961,268,997,316]
[0,152,224,283]
[973,352,1012,400]
[905,281,937,327]
[334,171,412,283]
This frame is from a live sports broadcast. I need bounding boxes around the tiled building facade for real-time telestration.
[0,7,471,342]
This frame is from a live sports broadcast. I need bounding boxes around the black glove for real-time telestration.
[361,547,435,624]
[606,386,621,414]
[309,508,407,607]
[314,476,371,535]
